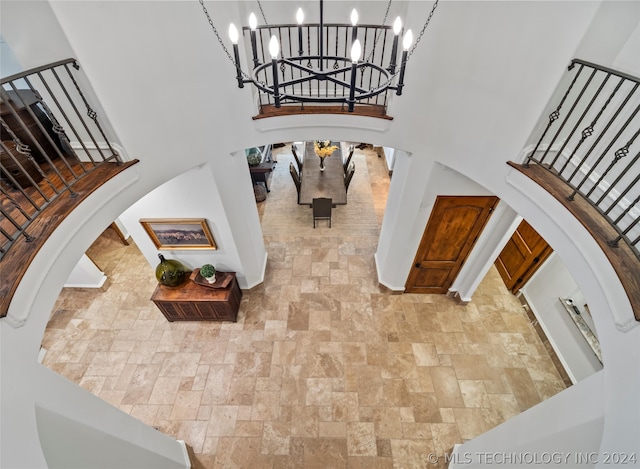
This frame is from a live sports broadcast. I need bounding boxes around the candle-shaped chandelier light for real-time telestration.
[348,39,362,112]
[268,35,281,108]
[199,0,440,114]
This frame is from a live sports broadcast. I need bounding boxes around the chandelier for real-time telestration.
[199,0,439,115]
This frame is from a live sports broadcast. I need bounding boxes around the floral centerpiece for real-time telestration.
[313,140,338,171]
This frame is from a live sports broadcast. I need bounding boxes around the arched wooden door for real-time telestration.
[405,195,499,294]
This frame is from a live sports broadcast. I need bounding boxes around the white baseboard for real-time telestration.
[64,273,108,289]
[177,440,191,469]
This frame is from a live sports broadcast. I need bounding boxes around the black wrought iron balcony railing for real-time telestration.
[1,58,125,260]
[524,59,640,261]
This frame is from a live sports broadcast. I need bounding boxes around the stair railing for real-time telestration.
[524,59,640,260]
[1,58,123,260]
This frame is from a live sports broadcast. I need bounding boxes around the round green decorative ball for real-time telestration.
[200,263,216,278]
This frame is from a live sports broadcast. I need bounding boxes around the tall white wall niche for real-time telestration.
[521,253,603,383]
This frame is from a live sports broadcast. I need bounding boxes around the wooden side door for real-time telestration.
[494,219,553,294]
[405,195,499,294]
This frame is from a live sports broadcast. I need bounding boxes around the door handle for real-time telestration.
[415,263,422,269]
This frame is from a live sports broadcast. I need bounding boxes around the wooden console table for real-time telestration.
[150,272,242,322]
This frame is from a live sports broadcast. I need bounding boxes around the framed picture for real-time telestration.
[139,218,217,250]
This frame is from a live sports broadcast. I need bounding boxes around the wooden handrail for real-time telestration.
[508,161,640,321]
[0,160,139,317]
[253,104,392,120]
[523,59,640,259]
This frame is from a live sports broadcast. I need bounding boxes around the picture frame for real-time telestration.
[139,218,217,250]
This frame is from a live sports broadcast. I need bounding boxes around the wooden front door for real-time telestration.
[495,219,553,294]
[405,195,499,294]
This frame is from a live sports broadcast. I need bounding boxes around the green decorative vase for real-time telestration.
[155,254,189,287]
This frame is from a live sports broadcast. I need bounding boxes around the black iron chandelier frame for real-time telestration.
[250,55,393,104]
[198,0,439,113]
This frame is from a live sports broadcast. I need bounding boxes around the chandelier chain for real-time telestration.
[198,0,252,80]
[363,0,393,63]
[365,0,439,91]
[256,1,274,38]
[256,0,269,26]
[367,0,438,93]
[406,0,439,61]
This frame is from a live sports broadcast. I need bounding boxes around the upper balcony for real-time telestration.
[508,59,640,321]
[1,57,638,323]
[1,59,138,316]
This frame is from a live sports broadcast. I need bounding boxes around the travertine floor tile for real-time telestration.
[42,144,568,467]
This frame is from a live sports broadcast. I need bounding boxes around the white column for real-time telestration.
[117,157,267,290]
[64,254,107,288]
[375,155,497,291]
[375,150,435,290]
[208,151,267,288]
[448,202,521,302]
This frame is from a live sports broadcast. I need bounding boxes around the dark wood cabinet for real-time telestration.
[249,144,275,192]
[250,163,275,191]
[150,272,242,322]
[0,89,68,163]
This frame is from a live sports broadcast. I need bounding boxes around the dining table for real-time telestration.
[298,141,348,206]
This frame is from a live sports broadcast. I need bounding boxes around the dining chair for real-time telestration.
[312,197,332,228]
[289,162,301,202]
[343,144,355,173]
[345,162,355,193]
[291,144,303,173]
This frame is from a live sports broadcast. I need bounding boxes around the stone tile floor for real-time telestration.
[43,144,567,468]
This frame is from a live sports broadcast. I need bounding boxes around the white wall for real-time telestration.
[118,158,266,289]
[449,203,521,302]
[383,146,395,173]
[376,158,493,290]
[2,1,640,467]
[575,0,640,77]
[0,34,23,76]
[64,254,107,289]
[522,253,603,383]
